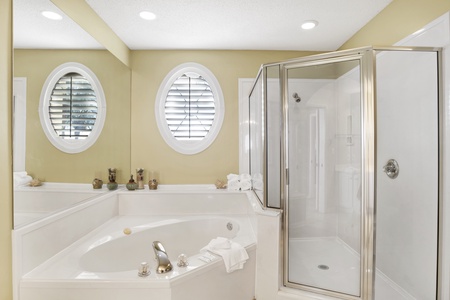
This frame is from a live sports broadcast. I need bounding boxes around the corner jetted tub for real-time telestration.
[20,214,257,300]
[80,216,245,273]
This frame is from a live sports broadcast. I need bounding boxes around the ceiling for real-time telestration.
[14,0,393,51]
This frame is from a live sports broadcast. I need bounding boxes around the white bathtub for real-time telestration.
[80,217,244,273]
[18,190,257,300]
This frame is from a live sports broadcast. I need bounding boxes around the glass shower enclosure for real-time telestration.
[248,47,441,300]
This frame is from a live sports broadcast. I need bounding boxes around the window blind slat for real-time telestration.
[49,72,98,139]
[164,73,216,140]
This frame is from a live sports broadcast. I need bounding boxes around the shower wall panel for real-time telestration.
[375,50,439,299]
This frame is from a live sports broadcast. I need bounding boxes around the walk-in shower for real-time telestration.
[248,47,442,300]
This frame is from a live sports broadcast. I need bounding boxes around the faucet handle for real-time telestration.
[177,253,189,267]
[138,262,150,277]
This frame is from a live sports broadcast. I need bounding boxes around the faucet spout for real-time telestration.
[152,241,173,274]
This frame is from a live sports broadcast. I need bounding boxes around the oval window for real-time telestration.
[155,63,224,155]
[39,62,106,153]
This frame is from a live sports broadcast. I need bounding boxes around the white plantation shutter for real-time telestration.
[165,73,215,140]
[155,63,224,155]
[40,62,106,153]
[49,72,98,139]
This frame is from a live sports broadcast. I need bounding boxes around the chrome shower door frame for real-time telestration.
[281,47,375,300]
[281,46,443,299]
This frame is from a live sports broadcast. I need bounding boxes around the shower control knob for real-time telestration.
[383,159,399,179]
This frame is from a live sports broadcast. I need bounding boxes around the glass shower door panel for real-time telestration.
[287,60,362,296]
[266,65,281,208]
[249,73,264,204]
[375,50,438,300]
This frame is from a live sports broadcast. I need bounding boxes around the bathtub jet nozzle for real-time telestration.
[152,241,173,274]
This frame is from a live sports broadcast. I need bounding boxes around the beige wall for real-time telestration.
[14,50,131,183]
[1,1,13,300]
[15,49,315,185]
[130,50,316,184]
[340,0,450,49]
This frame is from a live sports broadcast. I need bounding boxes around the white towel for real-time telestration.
[227,179,241,191]
[201,237,249,273]
[240,173,252,181]
[239,180,252,191]
[203,236,231,249]
[13,171,33,187]
[252,173,263,191]
[227,173,240,181]
[252,179,263,191]
[227,173,253,191]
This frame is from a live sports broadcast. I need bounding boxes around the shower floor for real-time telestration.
[288,238,415,299]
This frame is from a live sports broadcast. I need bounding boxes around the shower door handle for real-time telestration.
[383,159,399,179]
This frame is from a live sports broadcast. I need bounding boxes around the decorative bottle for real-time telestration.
[126,175,138,191]
[136,168,144,189]
[107,168,118,190]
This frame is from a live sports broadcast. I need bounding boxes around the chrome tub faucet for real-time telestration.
[152,241,173,274]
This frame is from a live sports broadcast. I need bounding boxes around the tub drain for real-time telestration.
[318,264,329,270]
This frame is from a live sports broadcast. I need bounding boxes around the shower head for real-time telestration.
[292,92,301,103]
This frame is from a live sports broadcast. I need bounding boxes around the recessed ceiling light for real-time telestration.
[41,10,63,21]
[301,20,318,30]
[139,11,156,20]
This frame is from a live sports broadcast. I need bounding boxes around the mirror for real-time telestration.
[13,0,132,228]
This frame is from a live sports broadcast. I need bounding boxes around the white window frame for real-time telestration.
[39,62,106,154]
[155,62,225,155]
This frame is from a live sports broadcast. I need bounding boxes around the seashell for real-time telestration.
[215,179,227,189]
[29,178,43,187]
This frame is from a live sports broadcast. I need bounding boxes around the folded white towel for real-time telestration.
[239,179,252,191]
[201,237,249,273]
[252,173,264,191]
[252,173,262,181]
[240,173,252,181]
[13,171,33,187]
[227,173,240,181]
[205,237,231,250]
[14,171,28,177]
[227,179,241,191]
[252,180,263,191]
